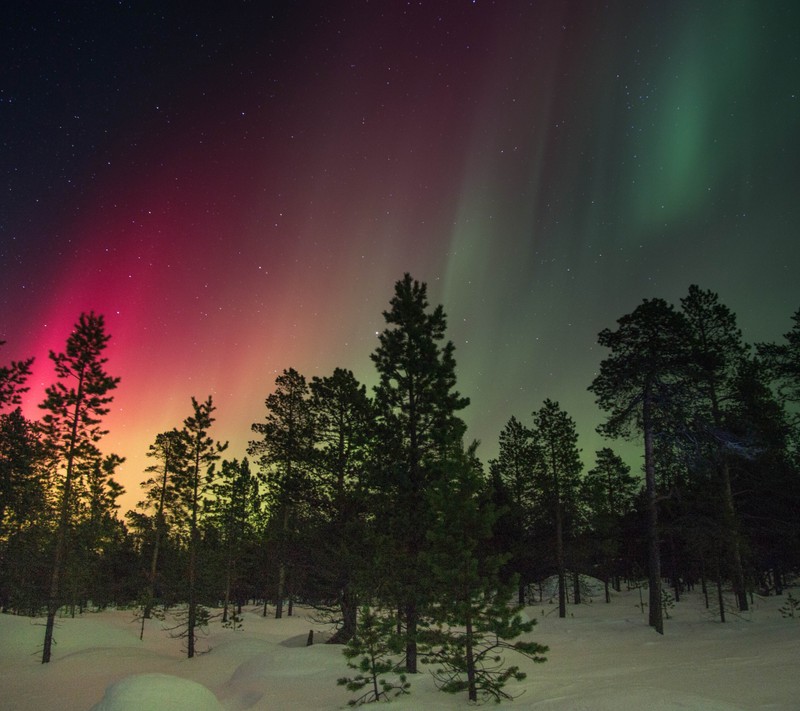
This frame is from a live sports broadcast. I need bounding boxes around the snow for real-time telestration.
[90,674,223,711]
[1,586,798,710]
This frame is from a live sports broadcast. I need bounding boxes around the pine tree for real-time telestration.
[423,445,548,702]
[530,400,582,618]
[133,430,185,635]
[589,298,690,634]
[0,410,45,544]
[726,359,798,595]
[206,457,259,626]
[582,448,638,601]
[308,368,374,643]
[337,606,410,705]
[0,408,47,613]
[489,417,536,603]
[370,274,469,673]
[176,396,227,658]
[39,312,119,662]
[0,342,34,410]
[759,307,800,409]
[74,453,126,609]
[681,285,750,611]
[249,368,315,618]
[0,343,42,596]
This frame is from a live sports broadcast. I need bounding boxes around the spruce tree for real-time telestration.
[39,312,119,662]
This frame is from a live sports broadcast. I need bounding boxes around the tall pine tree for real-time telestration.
[249,368,315,618]
[177,396,227,658]
[370,274,469,673]
[530,400,582,618]
[39,312,119,662]
[308,367,374,643]
[680,285,751,611]
[589,299,689,634]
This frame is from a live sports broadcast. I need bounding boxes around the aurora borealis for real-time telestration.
[2,2,799,513]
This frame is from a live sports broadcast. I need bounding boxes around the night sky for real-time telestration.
[3,1,799,513]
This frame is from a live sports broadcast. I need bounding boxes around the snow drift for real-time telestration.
[1,584,798,710]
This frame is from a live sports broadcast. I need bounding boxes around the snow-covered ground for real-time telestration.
[1,585,797,710]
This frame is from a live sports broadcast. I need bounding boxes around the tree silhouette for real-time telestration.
[39,312,119,662]
[0,342,34,411]
[582,447,638,601]
[422,444,548,702]
[680,285,751,611]
[308,368,374,643]
[176,396,227,658]
[370,274,469,673]
[134,430,185,634]
[489,416,536,603]
[530,399,582,618]
[589,299,689,634]
[249,368,315,618]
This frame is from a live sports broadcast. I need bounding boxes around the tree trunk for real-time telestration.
[720,459,748,611]
[187,528,197,658]
[187,451,200,659]
[643,393,663,635]
[465,612,477,702]
[222,553,232,624]
[405,601,418,674]
[275,562,285,619]
[707,368,748,614]
[554,472,566,618]
[275,505,291,619]
[42,373,85,664]
[143,450,171,630]
[329,587,358,644]
[701,557,709,609]
[141,512,165,638]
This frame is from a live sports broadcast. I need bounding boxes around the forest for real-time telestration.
[1,274,799,703]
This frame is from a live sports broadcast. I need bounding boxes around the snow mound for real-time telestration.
[90,673,223,711]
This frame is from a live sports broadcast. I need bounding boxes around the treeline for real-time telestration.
[0,276,798,698]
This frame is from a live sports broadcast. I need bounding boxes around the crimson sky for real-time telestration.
[3,1,799,513]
